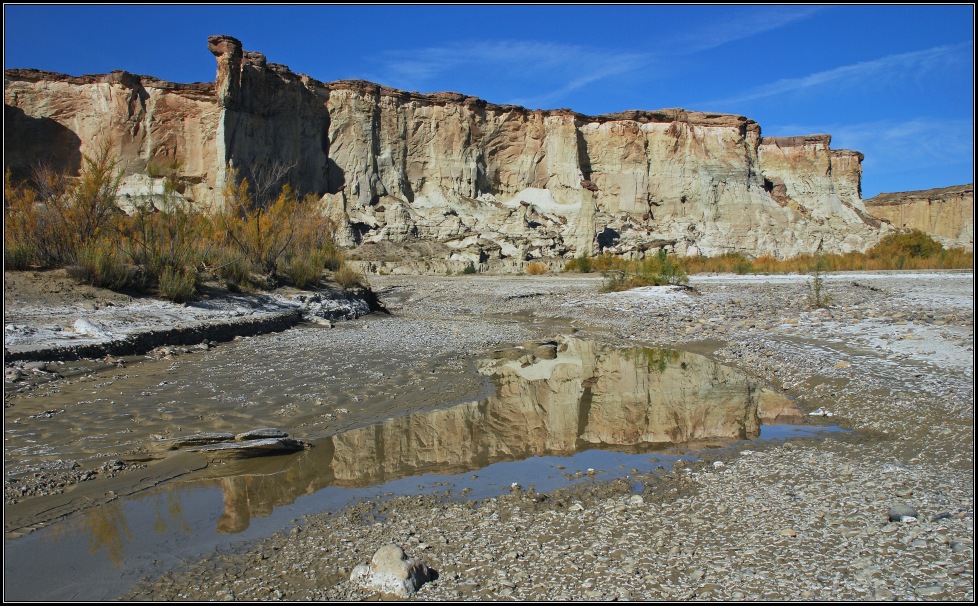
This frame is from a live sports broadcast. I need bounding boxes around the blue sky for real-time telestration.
[4,4,973,198]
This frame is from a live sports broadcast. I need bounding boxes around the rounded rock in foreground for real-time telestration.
[350,543,435,597]
[888,503,919,522]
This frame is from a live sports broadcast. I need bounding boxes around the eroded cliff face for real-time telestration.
[864,184,974,251]
[4,68,222,209]
[5,34,893,266]
[325,85,886,265]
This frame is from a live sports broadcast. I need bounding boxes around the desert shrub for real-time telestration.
[601,250,688,292]
[279,245,343,288]
[72,238,142,291]
[158,265,198,303]
[215,174,290,275]
[280,255,321,288]
[590,253,629,272]
[563,255,593,273]
[684,251,752,274]
[319,241,344,271]
[4,165,75,266]
[870,229,944,260]
[808,255,833,308]
[333,263,365,289]
[119,192,207,291]
[462,262,477,275]
[215,167,342,285]
[4,243,33,270]
[68,142,125,255]
[4,170,42,267]
[600,270,630,293]
[526,261,548,275]
[4,143,122,268]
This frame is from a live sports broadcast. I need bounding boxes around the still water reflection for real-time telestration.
[4,337,809,600]
[212,336,790,532]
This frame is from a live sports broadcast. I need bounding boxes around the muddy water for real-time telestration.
[4,332,825,601]
[4,320,484,481]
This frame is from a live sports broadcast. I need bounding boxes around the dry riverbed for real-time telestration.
[4,269,974,601]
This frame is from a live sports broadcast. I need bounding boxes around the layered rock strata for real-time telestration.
[5,35,898,266]
[864,184,973,251]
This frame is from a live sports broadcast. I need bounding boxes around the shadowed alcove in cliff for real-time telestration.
[597,226,621,251]
[4,104,82,181]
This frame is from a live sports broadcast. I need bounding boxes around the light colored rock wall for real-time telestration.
[4,69,221,207]
[864,185,974,251]
[326,83,887,261]
[4,35,900,265]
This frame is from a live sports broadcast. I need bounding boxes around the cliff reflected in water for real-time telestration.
[214,336,797,533]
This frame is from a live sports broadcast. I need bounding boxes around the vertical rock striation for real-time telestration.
[4,34,909,266]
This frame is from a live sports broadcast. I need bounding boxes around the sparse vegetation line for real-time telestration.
[562,232,971,293]
[5,149,364,301]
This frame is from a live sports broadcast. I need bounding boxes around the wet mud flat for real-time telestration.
[4,271,975,601]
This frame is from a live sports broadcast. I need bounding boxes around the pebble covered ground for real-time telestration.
[112,270,973,601]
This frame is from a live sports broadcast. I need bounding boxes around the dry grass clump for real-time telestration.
[601,250,689,292]
[682,231,971,275]
[525,261,548,275]
[563,255,593,273]
[333,264,365,289]
[5,153,361,301]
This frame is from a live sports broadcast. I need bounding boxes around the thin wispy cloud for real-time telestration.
[665,5,824,54]
[365,40,648,108]
[704,42,973,107]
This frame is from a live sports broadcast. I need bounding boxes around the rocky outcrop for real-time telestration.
[327,90,886,265]
[207,35,334,201]
[4,68,221,208]
[5,35,903,266]
[864,184,973,251]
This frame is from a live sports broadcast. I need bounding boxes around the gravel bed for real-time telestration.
[116,271,972,601]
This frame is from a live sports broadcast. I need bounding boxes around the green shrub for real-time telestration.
[563,255,593,273]
[600,270,630,293]
[808,255,833,308]
[319,242,344,271]
[462,262,477,275]
[72,239,142,290]
[209,248,255,291]
[600,250,688,292]
[280,254,322,288]
[120,195,207,292]
[871,230,944,260]
[334,263,365,289]
[4,243,33,270]
[158,266,198,302]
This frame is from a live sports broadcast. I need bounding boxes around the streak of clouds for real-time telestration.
[663,5,825,53]
[361,6,829,110]
[365,40,648,107]
[704,42,973,107]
